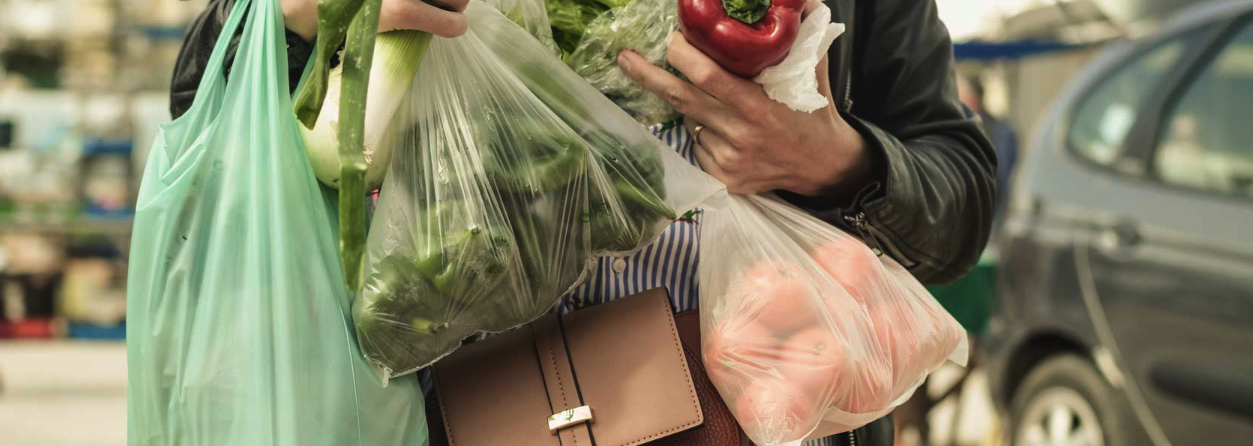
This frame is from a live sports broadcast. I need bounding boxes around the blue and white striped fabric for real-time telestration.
[554,124,704,314]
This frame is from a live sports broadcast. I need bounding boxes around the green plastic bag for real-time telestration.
[125,0,428,445]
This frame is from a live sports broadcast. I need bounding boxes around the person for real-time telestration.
[170,0,995,445]
[587,1,996,445]
[959,76,1017,230]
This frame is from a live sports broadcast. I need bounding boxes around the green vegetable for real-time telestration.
[566,0,682,124]
[354,255,462,375]
[545,0,612,58]
[294,0,433,291]
[294,0,367,128]
[300,31,434,191]
[333,0,387,291]
[511,197,588,299]
[582,134,675,251]
[407,202,514,301]
[354,201,516,372]
[419,225,512,300]
[479,122,590,194]
[612,177,674,220]
[586,179,671,252]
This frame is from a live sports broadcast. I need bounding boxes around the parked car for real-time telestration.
[982,1,1253,446]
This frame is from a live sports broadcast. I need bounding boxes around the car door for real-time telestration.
[1078,17,1253,446]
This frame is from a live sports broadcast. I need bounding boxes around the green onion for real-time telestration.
[300,31,433,191]
[294,0,367,129]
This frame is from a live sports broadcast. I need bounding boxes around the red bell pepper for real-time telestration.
[678,0,806,78]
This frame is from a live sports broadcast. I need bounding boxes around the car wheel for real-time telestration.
[1009,354,1139,446]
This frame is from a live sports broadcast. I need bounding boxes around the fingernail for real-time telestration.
[666,33,676,48]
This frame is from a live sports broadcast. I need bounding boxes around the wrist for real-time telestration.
[282,0,318,42]
[793,119,872,197]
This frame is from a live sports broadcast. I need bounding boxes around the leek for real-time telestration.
[295,0,367,129]
[300,31,433,191]
[295,0,432,291]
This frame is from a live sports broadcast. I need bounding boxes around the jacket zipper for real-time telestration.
[843,73,853,111]
[843,212,918,268]
[843,212,883,256]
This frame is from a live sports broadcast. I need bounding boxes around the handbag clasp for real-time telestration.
[548,405,594,433]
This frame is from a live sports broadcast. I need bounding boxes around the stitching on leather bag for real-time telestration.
[544,325,579,446]
[620,293,703,446]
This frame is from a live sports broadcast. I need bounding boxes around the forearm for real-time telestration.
[846,116,996,284]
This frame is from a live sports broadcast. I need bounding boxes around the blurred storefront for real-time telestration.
[0,0,207,339]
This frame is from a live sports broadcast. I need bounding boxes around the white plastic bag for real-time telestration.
[351,2,722,381]
[700,193,967,445]
[752,4,845,112]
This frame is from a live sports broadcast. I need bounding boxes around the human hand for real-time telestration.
[282,0,471,42]
[616,17,871,196]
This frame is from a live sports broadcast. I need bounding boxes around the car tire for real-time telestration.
[1008,354,1143,446]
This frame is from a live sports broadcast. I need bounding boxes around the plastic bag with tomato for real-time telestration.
[699,193,967,445]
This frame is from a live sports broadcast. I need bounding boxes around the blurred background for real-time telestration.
[1,0,1250,445]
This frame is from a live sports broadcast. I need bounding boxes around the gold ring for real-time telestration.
[692,125,705,146]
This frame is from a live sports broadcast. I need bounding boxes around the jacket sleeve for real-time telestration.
[784,0,997,285]
[169,0,315,119]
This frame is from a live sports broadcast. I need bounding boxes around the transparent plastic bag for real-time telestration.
[352,2,722,381]
[546,0,629,57]
[699,193,967,445]
[565,0,680,125]
[126,0,427,444]
[477,0,560,56]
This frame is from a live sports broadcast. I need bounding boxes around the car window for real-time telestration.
[1068,36,1193,166]
[1154,23,1253,201]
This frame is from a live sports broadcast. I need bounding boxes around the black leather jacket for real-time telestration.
[171,1,993,444]
[782,0,998,286]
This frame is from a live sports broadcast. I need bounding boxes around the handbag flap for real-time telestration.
[433,288,704,446]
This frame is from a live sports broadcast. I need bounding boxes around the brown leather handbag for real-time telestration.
[425,288,751,446]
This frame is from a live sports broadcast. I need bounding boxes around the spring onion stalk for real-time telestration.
[295,0,366,129]
[300,31,433,191]
[336,0,384,291]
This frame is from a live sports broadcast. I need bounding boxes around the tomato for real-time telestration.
[734,380,818,444]
[865,301,926,388]
[706,321,784,388]
[704,325,735,386]
[810,237,882,303]
[738,262,819,335]
[922,306,964,368]
[832,357,894,414]
[776,327,848,403]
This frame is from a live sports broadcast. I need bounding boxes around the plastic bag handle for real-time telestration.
[186,0,256,113]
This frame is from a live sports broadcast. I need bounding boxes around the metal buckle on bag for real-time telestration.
[547,406,594,433]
